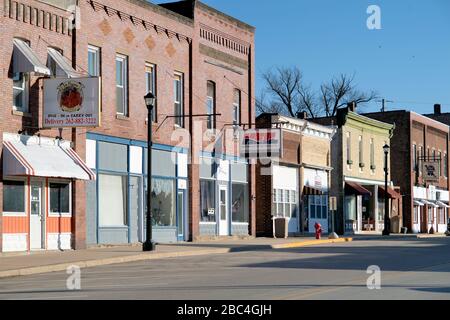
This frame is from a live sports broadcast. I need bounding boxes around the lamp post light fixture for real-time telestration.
[382,144,391,236]
[143,92,156,252]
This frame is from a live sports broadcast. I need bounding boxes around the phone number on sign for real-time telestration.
[64,117,97,125]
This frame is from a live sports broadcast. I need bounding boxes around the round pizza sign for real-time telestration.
[57,81,85,112]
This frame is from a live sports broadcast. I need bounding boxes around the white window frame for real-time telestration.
[346,132,352,168]
[88,45,101,77]
[12,72,29,112]
[48,179,72,217]
[174,72,184,127]
[413,205,419,224]
[116,54,128,116]
[146,63,156,122]
[233,89,241,125]
[272,188,297,218]
[206,81,215,129]
[2,177,27,217]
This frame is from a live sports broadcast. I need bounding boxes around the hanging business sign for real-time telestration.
[43,77,101,128]
[240,129,282,159]
[423,161,439,182]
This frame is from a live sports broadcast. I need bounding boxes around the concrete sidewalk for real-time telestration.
[0,237,352,279]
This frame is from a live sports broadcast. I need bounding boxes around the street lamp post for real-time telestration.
[143,92,156,252]
[382,144,391,236]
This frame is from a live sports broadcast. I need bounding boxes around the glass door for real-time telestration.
[30,180,44,250]
[219,186,229,236]
[177,191,184,241]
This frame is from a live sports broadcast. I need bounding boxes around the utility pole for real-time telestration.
[380,98,394,112]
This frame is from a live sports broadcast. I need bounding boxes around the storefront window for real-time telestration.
[49,182,70,214]
[413,206,419,224]
[151,178,176,227]
[232,183,248,223]
[200,180,216,222]
[309,195,327,219]
[3,180,25,213]
[273,188,297,218]
[428,207,434,223]
[98,174,128,226]
[345,196,356,221]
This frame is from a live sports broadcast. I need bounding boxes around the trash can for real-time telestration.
[272,217,288,239]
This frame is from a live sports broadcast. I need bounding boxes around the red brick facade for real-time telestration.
[0,0,255,251]
[364,111,450,233]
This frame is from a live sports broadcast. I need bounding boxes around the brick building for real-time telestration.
[255,114,335,236]
[365,109,450,234]
[0,0,256,252]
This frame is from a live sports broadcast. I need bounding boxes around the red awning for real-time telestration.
[378,186,402,199]
[345,182,372,196]
[303,186,324,195]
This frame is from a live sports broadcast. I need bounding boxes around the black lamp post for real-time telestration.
[143,92,156,252]
[382,144,391,236]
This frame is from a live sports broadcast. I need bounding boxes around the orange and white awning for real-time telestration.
[3,134,95,180]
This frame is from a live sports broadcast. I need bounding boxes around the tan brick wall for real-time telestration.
[302,135,330,168]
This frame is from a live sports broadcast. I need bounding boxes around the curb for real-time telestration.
[0,248,230,279]
[0,238,354,279]
[271,237,353,249]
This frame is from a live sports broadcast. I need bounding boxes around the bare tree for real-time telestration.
[318,73,378,117]
[260,67,378,118]
[259,67,312,117]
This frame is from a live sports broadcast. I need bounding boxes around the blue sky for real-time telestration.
[155,0,450,114]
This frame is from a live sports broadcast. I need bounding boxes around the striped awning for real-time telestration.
[3,135,95,180]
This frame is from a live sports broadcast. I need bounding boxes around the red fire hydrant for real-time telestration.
[314,222,322,240]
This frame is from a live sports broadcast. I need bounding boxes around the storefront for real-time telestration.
[1,133,95,252]
[199,155,250,237]
[302,167,330,233]
[86,133,188,245]
[413,186,449,234]
[271,165,299,234]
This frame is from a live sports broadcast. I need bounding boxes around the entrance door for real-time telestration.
[130,176,142,243]
[30,180,44,250]
[177,191,185,241]
[219,186,229,236]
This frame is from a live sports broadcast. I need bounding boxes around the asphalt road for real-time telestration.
[1,238,450,300]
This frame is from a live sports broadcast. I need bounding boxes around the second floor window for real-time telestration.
[370,138,375,169]
[419,146,423,175]
[146,63,156,122]
[233,89,241,125]
[88,45,101,77]
[174,72,184,127]
[206,81,216,129]
[445,153,448,178]
[116,54,128,116]
[346,132,351,165]
[412,144,417,171]
[13,72,29,112]
[358,136,363,167]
